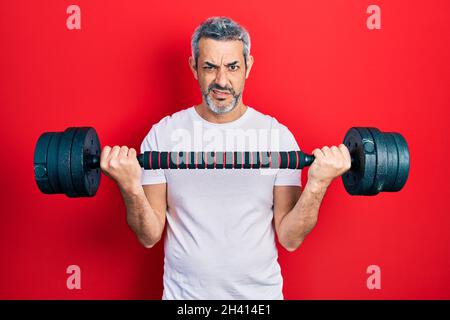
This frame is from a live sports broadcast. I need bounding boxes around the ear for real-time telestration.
[245,55,254,79]
[188,56,198,80]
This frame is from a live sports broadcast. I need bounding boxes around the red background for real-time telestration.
[0,0,449,299]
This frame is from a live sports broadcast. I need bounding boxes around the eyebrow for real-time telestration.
[204,61,239,67]
[226,61,239,67]
[204,62,218,68]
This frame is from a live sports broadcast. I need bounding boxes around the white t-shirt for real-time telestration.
[140,106,301,300]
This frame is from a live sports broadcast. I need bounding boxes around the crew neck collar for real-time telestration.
[190,105,253,127]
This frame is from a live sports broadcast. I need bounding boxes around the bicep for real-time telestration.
[143,183,167,229]
[273,185,302,236]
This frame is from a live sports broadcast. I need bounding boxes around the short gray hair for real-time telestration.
[191,16,251,68]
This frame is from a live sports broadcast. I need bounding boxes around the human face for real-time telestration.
[190,38,253,114]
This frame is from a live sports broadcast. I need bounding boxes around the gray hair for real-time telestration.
[191,16,251,68]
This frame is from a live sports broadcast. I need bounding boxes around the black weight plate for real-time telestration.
[33,132,54,194]
[84,127,101,196]
[58,128,78,197]
[71,127,101,197]
[342,127,377,195]
[368,127,388,195]
[47,132,63,194]
[342,129,362,194]
[391,132,410,192]
[357,127,378,195]
[70,127,87,196]
[382,133,400,192]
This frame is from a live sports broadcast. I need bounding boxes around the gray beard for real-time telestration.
[204,93,240,115]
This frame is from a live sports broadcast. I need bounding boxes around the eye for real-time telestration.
[228,65,239,71]
[203,66,214,70]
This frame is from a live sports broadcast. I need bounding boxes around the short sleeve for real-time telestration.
[274,124,302,187]
[140,125,167,185]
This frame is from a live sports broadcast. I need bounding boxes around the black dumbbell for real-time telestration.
[33,127,410,197]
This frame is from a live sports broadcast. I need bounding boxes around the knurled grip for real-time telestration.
[137,151,314,170]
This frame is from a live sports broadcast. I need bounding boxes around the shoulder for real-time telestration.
[140,107,192,147]
[152,106,193,131]
[252,107,298,150]
[250,107,291,133]
[142,107,193,141]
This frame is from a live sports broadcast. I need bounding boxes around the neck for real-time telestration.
[195,101,248,124]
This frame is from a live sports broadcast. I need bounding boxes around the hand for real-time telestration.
[100,145,142,191]
[308,144,351,188]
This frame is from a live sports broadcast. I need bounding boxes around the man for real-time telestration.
[100,17,351,299]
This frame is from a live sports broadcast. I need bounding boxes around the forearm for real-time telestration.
[119,185,163,248]
[278,180,329,251]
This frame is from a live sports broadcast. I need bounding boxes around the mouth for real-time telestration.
[211,89,231,99]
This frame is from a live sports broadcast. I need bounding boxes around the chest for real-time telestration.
[165,169,276,208]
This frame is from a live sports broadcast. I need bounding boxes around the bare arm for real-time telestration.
[120,183,167,248]
[274,144,352,252]
[100,145,167,248]
[274,182,327,252]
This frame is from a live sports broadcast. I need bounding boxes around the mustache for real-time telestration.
[208,84,235,95]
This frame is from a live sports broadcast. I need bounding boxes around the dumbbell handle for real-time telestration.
[87,151,317,170]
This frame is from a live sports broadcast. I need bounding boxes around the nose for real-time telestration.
[214,68,229,89]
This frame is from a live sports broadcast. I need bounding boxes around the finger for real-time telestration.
[330,145,343,161]
[100,146,111,162]
[312,148,324,159]
[119,146,129,158]
[108,145,121,161]
[321,146,332,157]
[339,144,352,168]
[128,148,137,158]
[100,146,112,170]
